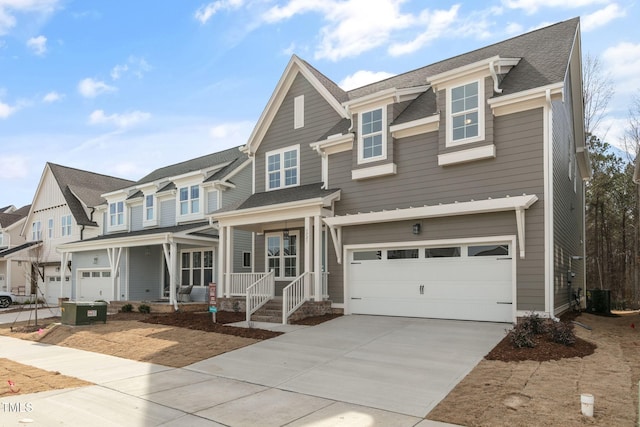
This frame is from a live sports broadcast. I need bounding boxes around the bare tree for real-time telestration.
[583,52,614,138]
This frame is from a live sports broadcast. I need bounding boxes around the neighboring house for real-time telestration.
[213,17,590,323]
[0,204,31,295]
[14,164,135,305]
[58,146,252,307]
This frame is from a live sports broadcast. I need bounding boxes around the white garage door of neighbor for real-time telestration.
[44,276,71,305]
[78,270,112,301]
[348,242,513,323]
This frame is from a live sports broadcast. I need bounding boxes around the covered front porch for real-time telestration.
[212,183,340,324]
[57,222,218,310]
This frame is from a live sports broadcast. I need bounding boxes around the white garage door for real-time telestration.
[44,276,71,305]
[78,270,112,301]
[348,242,513,322]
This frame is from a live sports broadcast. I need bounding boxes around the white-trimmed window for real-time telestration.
[266,231,298,279]
[61,214,72,237]
[448,80,484,146]
[179,185,200,216]
[358,107,386,163]
[0,232,4,248]
[48,218,54,239]
[294,95,304,129]
[180,249,214,286]
[109,201,125,227]
[32,221,42,241]
[242,251,252,268]
[266,145,299,191]
[144,194,155,221]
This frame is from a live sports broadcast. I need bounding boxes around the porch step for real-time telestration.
[250,298,283,324]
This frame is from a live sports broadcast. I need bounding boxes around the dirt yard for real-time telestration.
[1,310,638,426]
[428,312,640,426]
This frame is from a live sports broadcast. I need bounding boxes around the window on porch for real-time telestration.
[266,232,298,279]
[180,249,213,286]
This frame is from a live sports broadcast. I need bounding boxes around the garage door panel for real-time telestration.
[79,270,112,302]
[349,242,513,323]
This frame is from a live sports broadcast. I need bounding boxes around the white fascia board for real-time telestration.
[101,188,131,199]
[244,56,348,155]
[171,169,206,185]
[390,115,439,139]
[428,56,520,88]
[488,83,564,116]
[135,182,158,193]
[213,192,341,227]
[324,194,538,227]
[310,133,354,155]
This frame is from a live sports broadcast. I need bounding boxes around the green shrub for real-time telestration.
[232,300,240,313]
[548,321,576,346]
[121,303,133,313]
[138,304,151,314]
[508,322,535,348]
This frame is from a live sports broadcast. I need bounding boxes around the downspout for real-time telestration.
[544,88,556,319]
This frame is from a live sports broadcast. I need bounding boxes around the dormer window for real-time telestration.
[447,79,484,146]
[110,201,124,226]
[143,194,158,227]
[358,106,387,164]
[179,185,200,215]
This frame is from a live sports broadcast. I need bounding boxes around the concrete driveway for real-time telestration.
[187,315,507,418]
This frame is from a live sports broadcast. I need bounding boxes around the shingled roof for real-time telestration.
[0,205,30,228]
[47,163,135,226]
[135,145,247,186]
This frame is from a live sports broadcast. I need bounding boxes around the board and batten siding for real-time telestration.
[326,107,546,310]
[127,246,163,300]
[130,204,143,231]
[207,190,219,213]
[159,199,176,227]
[254,73,343,192]
[551,90,585,310]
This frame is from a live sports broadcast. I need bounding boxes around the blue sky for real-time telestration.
[1,0,638,208]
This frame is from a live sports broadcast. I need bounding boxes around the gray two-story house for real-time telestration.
[213,17,589,324]
[58,147,252,308]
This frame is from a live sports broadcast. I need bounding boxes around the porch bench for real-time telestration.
[177,285,194,302]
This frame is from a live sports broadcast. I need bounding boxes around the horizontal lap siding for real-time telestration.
[552,86,585,310]
[327,108,546,310]
[128,246,163,301]
[254,74,342,192]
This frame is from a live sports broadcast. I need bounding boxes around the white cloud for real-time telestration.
[89,109,151,128]
[77,78,117,98]
[26,34,46,54]
[194,0,244,24]
[505,22,524,35]
[42,91,62,102]
[110,63,128,80]
[0,100,16,118]
[208,120,253,140]
[502,0,609,14]
[0,155,28,178]
[264,0,420,61]
[388,5,460,56]
[339,70,396,91]
[111,56,151,80]
[581,3,626,31]
[602,42,640,85]
[0,0,60,35]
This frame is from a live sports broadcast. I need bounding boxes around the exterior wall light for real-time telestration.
[413,223,421,235]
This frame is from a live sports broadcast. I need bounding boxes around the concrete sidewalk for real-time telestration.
[0,316,496,426]
[0,306,60,325]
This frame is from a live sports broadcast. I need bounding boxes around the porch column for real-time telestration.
[170,241,178,310]
[313,215,322,301]
[107,247,122,301]
[225,226,233,296]
[6,259,11,292]
[304,216,312,298]
[60,252,68,298]
[218,225,226,297]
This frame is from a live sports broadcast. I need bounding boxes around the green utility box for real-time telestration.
[61,301,108,325]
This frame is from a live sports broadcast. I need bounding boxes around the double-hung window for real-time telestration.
[109,201,124,227]
[449,80,483,145]
[32,221,42,241]
[180,250,213,286]
[61,214,72,236]
[48,218,54,238]
[145,195,154,221]
[179,185,200,215]
[266,232,298,279]
[357,107,386,164]
[266,145,299,191]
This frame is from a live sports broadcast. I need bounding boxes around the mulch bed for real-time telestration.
[485,332,597,362]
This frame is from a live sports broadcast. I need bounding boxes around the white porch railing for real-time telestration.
[282,272,312,325]
[227,272,270,296]
[246,270,275,323]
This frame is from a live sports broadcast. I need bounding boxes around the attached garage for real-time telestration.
[44,275,71,305]
[347,240,514,323]
[78,270,112,301]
